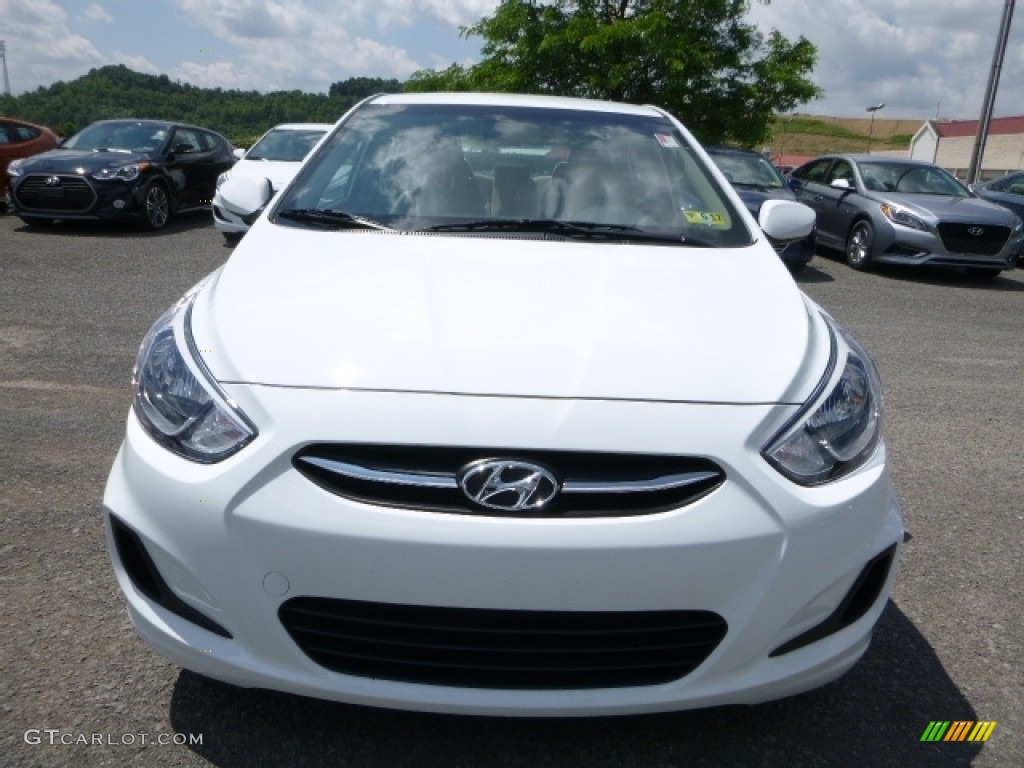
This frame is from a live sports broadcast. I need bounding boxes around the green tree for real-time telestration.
[405,0,821,146]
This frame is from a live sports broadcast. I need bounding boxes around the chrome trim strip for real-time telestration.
[297,456,458,489]
[299,455,719,495]
[561,471,721,494]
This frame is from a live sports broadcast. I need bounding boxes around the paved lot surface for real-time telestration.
[1,210,1021,767]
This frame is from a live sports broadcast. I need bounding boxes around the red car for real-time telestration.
[0,117,60,201]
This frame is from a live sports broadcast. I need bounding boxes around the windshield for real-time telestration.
[63,121,168,153]
[247,128,328,161]
[709,151,785,190]
[275,103,749,247]
[859,162,970,197]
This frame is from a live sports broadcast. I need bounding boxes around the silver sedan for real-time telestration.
[789,154,1023,278]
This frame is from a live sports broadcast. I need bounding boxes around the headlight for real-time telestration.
[92,163,149,181]
[216,171,230,189]
[7,159,25,177]
[762,316,883,485]
[880,203,926,231]
[133,291,256,463]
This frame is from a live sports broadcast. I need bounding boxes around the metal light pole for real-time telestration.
[0,40,11,96]
[967,0,1015,185]
[865,103,885,153]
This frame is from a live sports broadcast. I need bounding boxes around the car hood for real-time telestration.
[192,224,824,404]
[228,158,304,191]
[14,148,153,174]
[731,186,795,216]
[873,192,1019,224]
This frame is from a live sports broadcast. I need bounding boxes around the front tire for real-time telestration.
[142,181,171,231]
[846,220,874,271]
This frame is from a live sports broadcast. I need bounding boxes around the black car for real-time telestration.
[7,119,235,230]
[705,146,815,271]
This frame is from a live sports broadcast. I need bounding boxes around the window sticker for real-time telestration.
[684,210,728,228]
[654,133,679,148]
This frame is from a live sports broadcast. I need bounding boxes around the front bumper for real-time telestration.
[10,173,149,222]
[104,387,903,716]
[211,189,248,235]
[874,220,1022,270]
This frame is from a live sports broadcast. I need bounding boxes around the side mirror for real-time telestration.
[219,177,273,223]
[786,177,801,190]
[759,200,815,242]
[830,178,852,190]
[233,147,246,160]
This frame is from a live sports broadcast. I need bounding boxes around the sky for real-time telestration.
[1,0,1022,121]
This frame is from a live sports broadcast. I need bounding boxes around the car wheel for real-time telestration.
[846,220,874,271]
[964,267,1002,280]
[142,182,171,230]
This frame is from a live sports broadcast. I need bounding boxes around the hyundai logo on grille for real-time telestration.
[45,176,62,186]
[968,226,984,236]
[459,459,559,511]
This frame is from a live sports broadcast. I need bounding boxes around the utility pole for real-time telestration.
[865,103,885,153]
[1,40,11,96]
[967,0,1015,184]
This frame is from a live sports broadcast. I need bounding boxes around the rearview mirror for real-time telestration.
[219,177,273,222]
[759,200,815,242]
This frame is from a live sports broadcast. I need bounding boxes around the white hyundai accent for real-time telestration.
[211,122,331,242]
[104,92,904,716]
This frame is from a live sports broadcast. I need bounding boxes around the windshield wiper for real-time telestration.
[419,218,697,245]
[275,208,393,231]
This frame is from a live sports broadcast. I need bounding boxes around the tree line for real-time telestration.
[1,1,817,148]
[0,66,401,145]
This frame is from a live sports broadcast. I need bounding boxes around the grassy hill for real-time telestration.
[767,114,923,157]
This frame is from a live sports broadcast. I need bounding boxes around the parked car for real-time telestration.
[706,146,815,271]
[970,171,1024,223]
[0,117,59,202]
[212,122,331,243]
[788,154,1023,278]
[104,92,902,717]
[7,119,234,230]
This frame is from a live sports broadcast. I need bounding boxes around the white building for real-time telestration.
[909,116,1024,181]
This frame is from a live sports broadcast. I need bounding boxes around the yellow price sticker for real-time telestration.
[683,210,728,227]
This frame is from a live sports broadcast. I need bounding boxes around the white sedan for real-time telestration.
[211,122,330,242]
[104,92,903,716]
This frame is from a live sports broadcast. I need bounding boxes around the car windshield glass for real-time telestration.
[709,152,784,189]
[246,129,328,161]
[859,162,970,197]
[63,122,168,153]
[274,103,750,247]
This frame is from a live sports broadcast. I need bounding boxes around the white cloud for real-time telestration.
[746,0,1024,118]
[0,0,106,91]
[82,3,113,23]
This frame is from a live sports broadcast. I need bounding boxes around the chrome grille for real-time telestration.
[279,597,728,689]
[937,222,1011,256]
[14,174,97,212]
[294,444,725,518]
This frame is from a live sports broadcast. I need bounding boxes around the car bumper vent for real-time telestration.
[770,544,897,657]
[14,174,97,212]
[937,222,1010,256]
[293,444,725,518]
[108,514,232,638]
[279,597,727,689]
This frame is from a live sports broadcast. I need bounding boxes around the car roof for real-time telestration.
[367,92,668,117]
[87,118,227,136]
[703,146,766,158]
[819,154,939,167]
[264,123,333,132]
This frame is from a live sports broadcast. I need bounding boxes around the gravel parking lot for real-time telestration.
[2,210,1021,767]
